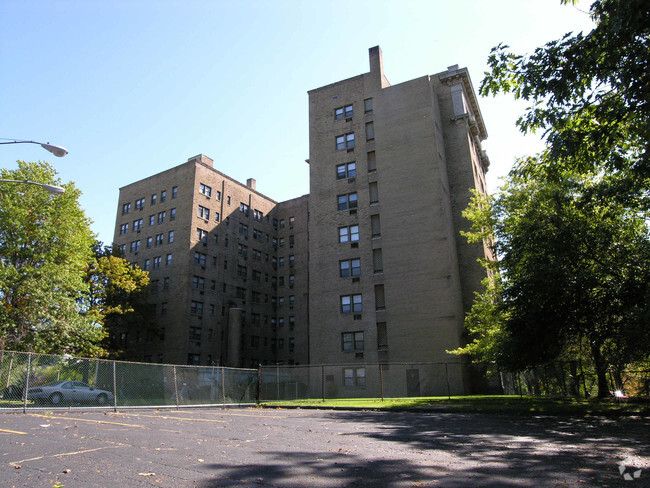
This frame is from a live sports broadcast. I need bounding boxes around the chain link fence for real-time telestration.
[2,350,647,408]
[0,350,257,410]
[259,362,650,401]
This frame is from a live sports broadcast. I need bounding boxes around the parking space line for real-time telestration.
[111,412,226,423]
[0,428,28,435]
[10,446,124,467]
[28,413,146,428]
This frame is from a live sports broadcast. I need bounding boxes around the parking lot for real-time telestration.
[1,407,648,487]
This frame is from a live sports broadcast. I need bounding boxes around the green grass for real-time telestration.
[261,395,649,416]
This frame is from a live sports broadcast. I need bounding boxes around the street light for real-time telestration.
[0,179,65,195]
[0,139,68,157]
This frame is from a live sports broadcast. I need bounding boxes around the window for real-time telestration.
[149,215,155,226]
[367,150,377,172]
[239,223,248,237]
[279,219,285,229]
[289,255,295,267]
[279,257,285,268]
[289,216,295,228]
[170,208,176,221]
[155,233,164,246]
[133,219,143,232]
[143,259,150,271]
[161,190,166,202]
[289,274,295,287]
[364,98,373,113]
[252,209,263,221]
[252,270,261,282]
[289,295,295,308]
[150,279,159,292]
[339,225,360,243]
[371,214,381,237]
[336,162,356,179]
[122,203,131,215]
[289,235,294,248]
[340,258,361,277]
[365,122,375,141]
[375,284,386,310]
[239,203,250,216]
[216,190,221,201]
[344,367,366,387]
[197,228,208,243]
[341,294,362,314]
[289,316,295,330]
[337,192,358,211]
[194,252,206,266]
[236,287,246,300]
[163,277,170,290]
[172,186,178,199]
[199,183,212,197]
[153,256,162,269]
[151,194,157,205]
[191,301,203,315]
[198,205,210,220]
[279,297,285,308]
[279,237,284,248]
[237,265,247,280]
[135,198,145,210]
[335,104,353,120]
[119,223,129,235]
[215,211,220,222]
[373,248,383,273]
[161,302,167,315]
[253,228,262,241]
[192,275,205,290]
[168,230,174,243]
[253,249,262,261]
[377,322,388,351]
[118,244,126,255]
[130,240,140,253]
[187,354,200,365]
[342,331,364,352]
[189,327,201,342]
[336,132,355,150]
[238,243,248,258]
[369,182,379,204]
[227,196,231,205]
[157,211,166,224]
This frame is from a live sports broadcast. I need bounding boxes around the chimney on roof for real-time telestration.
[187,154,214,167]
[246,178,256,190]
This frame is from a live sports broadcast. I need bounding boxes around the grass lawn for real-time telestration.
[261,395,649,416]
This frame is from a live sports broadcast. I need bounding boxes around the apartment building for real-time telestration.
[306,47,490,394]
[112,154,309,367]
[113,47,490,393]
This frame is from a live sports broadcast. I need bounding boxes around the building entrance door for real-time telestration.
[406,369,420,397]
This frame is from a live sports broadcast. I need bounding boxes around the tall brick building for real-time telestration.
[112,47,490,392]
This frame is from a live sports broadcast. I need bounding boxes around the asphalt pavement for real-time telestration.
[1,407,648,487]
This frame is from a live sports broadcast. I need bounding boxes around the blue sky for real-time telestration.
[1,0,594,245]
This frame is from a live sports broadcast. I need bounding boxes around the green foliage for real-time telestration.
[0,161,102,356]
[480,0,650,208]
[81,243,152,358]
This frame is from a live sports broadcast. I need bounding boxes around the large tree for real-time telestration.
[481,0,649,208]
[82,243,152,358]
[0,161,103,356]
[455,162,650,397]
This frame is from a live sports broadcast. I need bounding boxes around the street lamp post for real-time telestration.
[0,139,68,157]
[1,138,68,194]
[0,179,65,195]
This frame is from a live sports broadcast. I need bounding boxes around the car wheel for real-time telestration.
[49,392,63,405]
[96,393,108,405]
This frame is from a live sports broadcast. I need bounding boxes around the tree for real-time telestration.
[0,161,104,356]
[454,161,650,397]
[81,243,152,358]
[481,0,650,209]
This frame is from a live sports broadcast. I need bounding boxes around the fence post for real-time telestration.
[379,364,384,402]
[257,364,262,405]
[221,367,226,408]
[445,363,451,400]
[173,365,179,409]
[6,352,14,388]
[112,360,118,411]
[518,372,523,398]
[23,353,32,413]
[321,365,325,402]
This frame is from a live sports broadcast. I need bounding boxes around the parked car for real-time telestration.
[27,381,114,406]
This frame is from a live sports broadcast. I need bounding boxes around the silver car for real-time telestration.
[28,381,114,406]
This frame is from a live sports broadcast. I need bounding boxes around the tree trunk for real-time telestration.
[590,344,610,398]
